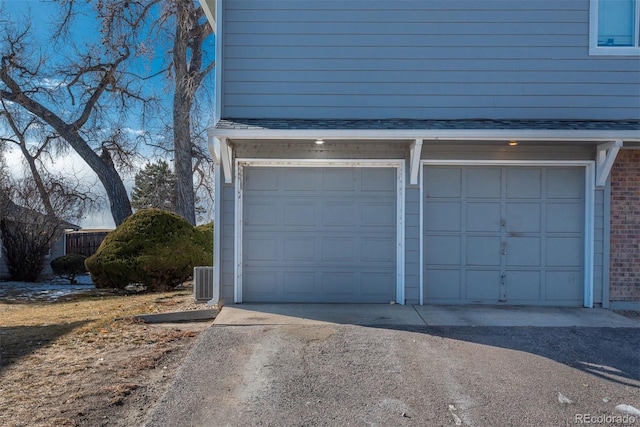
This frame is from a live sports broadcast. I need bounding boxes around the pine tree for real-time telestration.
[131,161,177,212]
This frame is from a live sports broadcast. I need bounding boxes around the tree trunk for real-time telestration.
[0,91,133,226]
[172,0,196,226]
[173,92,195,225]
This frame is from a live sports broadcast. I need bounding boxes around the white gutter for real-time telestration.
[209,128,640,143]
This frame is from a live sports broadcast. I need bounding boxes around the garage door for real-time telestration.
[424,166,584,306]
[242,166,397,303]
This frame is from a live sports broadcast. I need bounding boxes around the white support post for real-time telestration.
[596,140,623,188]
[409,139,423,185]
[208,136,221,164]
[219,137,233,184]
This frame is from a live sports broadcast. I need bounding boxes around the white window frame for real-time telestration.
[590,0,640,56]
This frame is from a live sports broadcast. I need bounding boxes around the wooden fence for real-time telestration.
[65,230,111,258]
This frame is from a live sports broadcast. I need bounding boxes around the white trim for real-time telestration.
[589,0,640,56]
[208,162,222,306]
[210,128,640,143]
[420,160,595,308]
[234,158,405,304]
[409,139,423,185]
[207,136,220,164]
[596,140,623,187]
[584,162,596,308]
[214,0,222,123]
[234,161,243,303]
[199,0,216,31]
[418,164,424,305]
[219,137,233,184]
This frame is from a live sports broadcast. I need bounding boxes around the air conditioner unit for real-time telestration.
[193,266,216,302]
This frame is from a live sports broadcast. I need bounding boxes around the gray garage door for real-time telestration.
[242,166,397,303]
[424,166,584,306]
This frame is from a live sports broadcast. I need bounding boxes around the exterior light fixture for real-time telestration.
[508,140,518,146]
[315,139,325,145]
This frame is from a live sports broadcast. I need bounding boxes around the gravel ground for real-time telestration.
[147,324,640,427]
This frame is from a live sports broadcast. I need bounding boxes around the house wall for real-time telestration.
[221,0,640,120]
[609,149,640,307]
[218,141,605,306]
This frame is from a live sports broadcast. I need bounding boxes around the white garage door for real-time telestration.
[242,166,397,303]
[424,166,585,306]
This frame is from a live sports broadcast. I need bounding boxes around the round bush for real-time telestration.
[51,254,88,284]
[85,209,213,291]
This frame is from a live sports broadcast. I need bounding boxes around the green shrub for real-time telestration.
[85,209,213,292]
[51,254,88,284]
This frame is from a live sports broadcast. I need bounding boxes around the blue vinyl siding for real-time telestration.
[221,0,640,120]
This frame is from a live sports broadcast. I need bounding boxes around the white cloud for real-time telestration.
[4,147,134,230]
[38,78,67,90]
[123,127,146,136]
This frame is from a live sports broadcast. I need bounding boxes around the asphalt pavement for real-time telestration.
[145,305,640,427]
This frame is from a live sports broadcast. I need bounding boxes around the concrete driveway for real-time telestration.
[145,305,640,426]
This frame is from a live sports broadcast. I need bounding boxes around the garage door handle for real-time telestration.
[502,250,508,255]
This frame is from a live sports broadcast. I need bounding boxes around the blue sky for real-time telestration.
[2,0,216,228]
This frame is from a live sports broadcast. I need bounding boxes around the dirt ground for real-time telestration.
[0,286,212,427]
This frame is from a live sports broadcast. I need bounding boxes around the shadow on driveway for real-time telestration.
[377,324,640,388]
[215,304,640,388]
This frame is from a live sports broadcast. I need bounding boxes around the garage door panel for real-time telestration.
[546,203,583,232]
[425,236,461,265]
[362,168,396,191]
[467,203,501,232]
[506,237,541,266]
[425,168,461,198]
[507,169,541,198]
[282,272,317,294]
[506,271,541,301]
[506,203,541,233]
[547,169,584,199]
[361,272,396,299]
[547,237,582,267]
[424,165,584,306]
[361,202,395,227]
[284,237,316,261]
[245,169,279,191]
[323,169,356,191]
[466,270,501,300]
[546,271,582,300]
[425,202,461,232]
[243,166,397,303]
[466,236,501,266]
[245,201,279,226]
[467,168,501,198]
[284,202,317,226]
[244,237,278,261]
[244,271,279,299]
[321,272,356,295]
[362,237,395,262]
[425,269,461,299]
[322,201,356,226]
[322,237,355,261]
[284,168,318,191]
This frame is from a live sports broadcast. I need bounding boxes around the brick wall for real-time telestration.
[610,149,640,302]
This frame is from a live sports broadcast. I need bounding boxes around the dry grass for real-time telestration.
[0,289,209,427]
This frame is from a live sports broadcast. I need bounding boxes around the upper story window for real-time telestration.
[590,0,640,55]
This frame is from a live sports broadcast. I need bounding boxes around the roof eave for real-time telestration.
[208,128,640,143]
